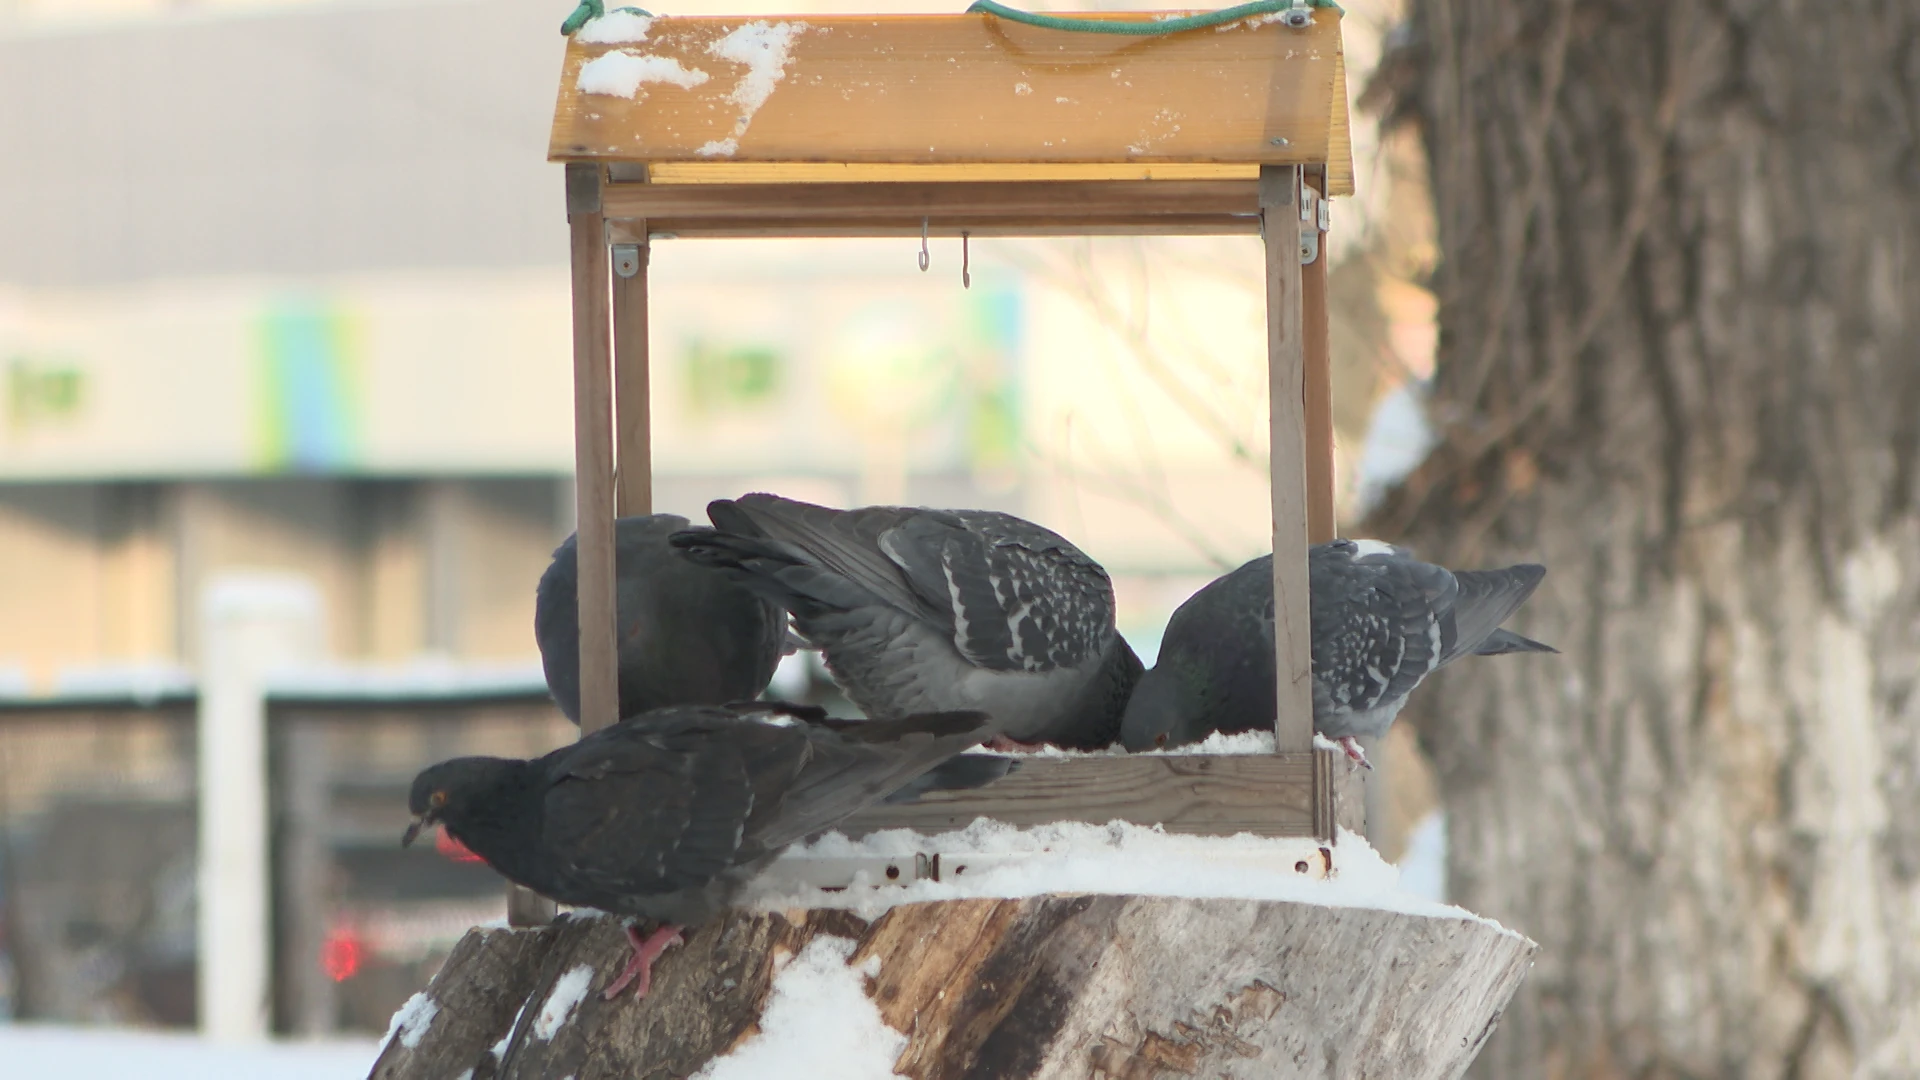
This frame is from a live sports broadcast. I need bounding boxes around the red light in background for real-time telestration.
[320,926,364,982]
[436,829,484,864]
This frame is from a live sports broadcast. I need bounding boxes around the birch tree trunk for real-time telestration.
[1373,0,1920,1075]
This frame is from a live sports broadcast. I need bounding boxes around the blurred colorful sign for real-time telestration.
[0,254,1030,483]
[254,300,364,472]
[652,268,1024,492]
[0,273,577,479]
[6,355,87,433]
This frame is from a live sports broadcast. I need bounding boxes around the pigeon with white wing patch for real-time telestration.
[669,494,1142,750]
[1120,543,1557,765]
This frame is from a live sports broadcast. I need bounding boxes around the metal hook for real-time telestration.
[919,217,930,272]
[962,231,971,289]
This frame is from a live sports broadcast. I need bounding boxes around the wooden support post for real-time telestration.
[609,216,652,518]
[504,162,614,930]
[1298,166,1362,838]
[1261,166,1315,765]
[1301,167,1336,545]
[566,161,619,737]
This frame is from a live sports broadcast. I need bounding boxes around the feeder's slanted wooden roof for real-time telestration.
[549,10,1354,196]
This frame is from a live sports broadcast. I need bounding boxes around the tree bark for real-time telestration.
[1376,0,1920,1075]
[368,899,1533,1080]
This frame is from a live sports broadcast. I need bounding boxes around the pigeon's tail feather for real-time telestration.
[720,495,937,629]
[669,527,883,622]
[753,710,997,848]
[1473,627,1559,656]
[882,754,1020,804]
[1441,565,1547,666]
[824,709,996,745]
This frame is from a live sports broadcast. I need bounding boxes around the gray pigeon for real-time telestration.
[669,494,1143,750]
[534,515,788,724]
[1120,542,1556,765]
[405,701,995,999]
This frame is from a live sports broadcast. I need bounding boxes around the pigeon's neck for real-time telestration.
[442,763,544,872]
[1054,636,1144,751]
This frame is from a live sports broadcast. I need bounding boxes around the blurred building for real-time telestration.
[0,0,1316,689]
[0,0,1434,1039]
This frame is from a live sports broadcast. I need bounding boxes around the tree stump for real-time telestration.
[368,897,1533,1080]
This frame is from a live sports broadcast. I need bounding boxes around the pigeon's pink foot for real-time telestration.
[984,734,1048,753]
[1337,736,1374,770]
[603,924,684,1000]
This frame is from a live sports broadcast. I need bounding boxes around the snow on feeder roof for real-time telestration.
[548,4,1355,196]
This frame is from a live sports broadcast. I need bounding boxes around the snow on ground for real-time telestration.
[692,936,905,1080]
[0,1025,377,1080]
[748,819,1515,935]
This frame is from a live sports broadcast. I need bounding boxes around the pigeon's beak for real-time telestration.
[402,815,429,848]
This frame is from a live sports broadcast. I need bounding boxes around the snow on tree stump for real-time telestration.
[370,894,1533,1080]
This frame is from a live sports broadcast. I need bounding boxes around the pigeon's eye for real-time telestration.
[430,790,447,808]
[1154,733,1168,747]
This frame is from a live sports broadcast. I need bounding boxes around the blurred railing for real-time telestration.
[0,689,199,1027]
[0,651,840,1038]
[0,674,570,1038]
[266,680,572,1038]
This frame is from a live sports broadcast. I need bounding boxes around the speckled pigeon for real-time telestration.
[668,494,1143,750]
[1120,542,1556,765]
[534,515,788,724]
[404,701,994,1000]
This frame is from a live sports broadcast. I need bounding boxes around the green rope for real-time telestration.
[964,0,1340,35]
[562,1,654,36]
[565,0,1335,38]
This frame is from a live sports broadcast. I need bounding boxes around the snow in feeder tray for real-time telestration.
[746,820,1509,932]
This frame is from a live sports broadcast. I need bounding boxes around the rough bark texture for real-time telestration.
[368,921,562,1080]
[1374,0,1920,1075]
[369,899,1533,1080]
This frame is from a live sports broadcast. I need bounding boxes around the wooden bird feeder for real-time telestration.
[369,13,1543,1078]
[550,5,1362,865]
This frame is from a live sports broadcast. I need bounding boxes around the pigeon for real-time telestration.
[1119,542,1556,765]
[534,515,788,724]
[668,494,1143,751]
[404,701,995,999]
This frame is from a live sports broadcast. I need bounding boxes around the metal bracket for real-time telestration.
[612,243,642,279]
[564,162,602,216]
[1280,0,1314,28]
[1298,179,1323,264]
